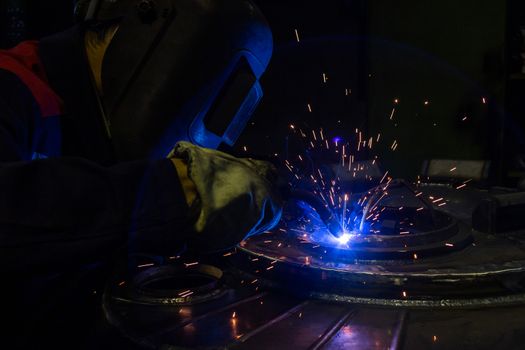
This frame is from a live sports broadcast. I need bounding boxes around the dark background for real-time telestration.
[1,0,524,186]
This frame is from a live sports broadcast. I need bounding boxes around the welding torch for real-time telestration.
[269,159,344,238]
[284,189,344,238]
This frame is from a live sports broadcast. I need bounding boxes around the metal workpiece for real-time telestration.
[234,187,525,304]
[103,184,525,349]
[104,274,525,350]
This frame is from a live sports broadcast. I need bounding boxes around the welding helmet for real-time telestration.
[76,0,272,160]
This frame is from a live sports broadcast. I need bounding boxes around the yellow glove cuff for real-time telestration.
[171,158,198,207]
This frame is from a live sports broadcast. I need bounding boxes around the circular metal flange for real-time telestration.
[307,291,525,309]
[302,211,471,260]
[109,263,226,306]
[233,222,525,304]
[244,209,471,261]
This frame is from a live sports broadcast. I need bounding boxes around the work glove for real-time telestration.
[170,142,283,252]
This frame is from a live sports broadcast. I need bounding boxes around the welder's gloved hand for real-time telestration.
[169,142,283,252]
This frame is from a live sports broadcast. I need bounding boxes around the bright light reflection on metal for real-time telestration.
[335,232,353,245]
[292,200,363,249]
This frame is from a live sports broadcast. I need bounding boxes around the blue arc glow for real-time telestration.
[335,232,353,245]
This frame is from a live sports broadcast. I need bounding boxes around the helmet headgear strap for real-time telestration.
[85,0,102,21]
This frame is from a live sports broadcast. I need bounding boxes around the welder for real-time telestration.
[0,0,281,274]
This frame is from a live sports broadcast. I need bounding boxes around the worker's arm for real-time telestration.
[0,70,192,274]
[0,157,192,274]
[0,69,282,273]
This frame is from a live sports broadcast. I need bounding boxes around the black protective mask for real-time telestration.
[78,0,272,160]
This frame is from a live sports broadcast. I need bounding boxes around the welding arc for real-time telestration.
[289,190,344,238]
